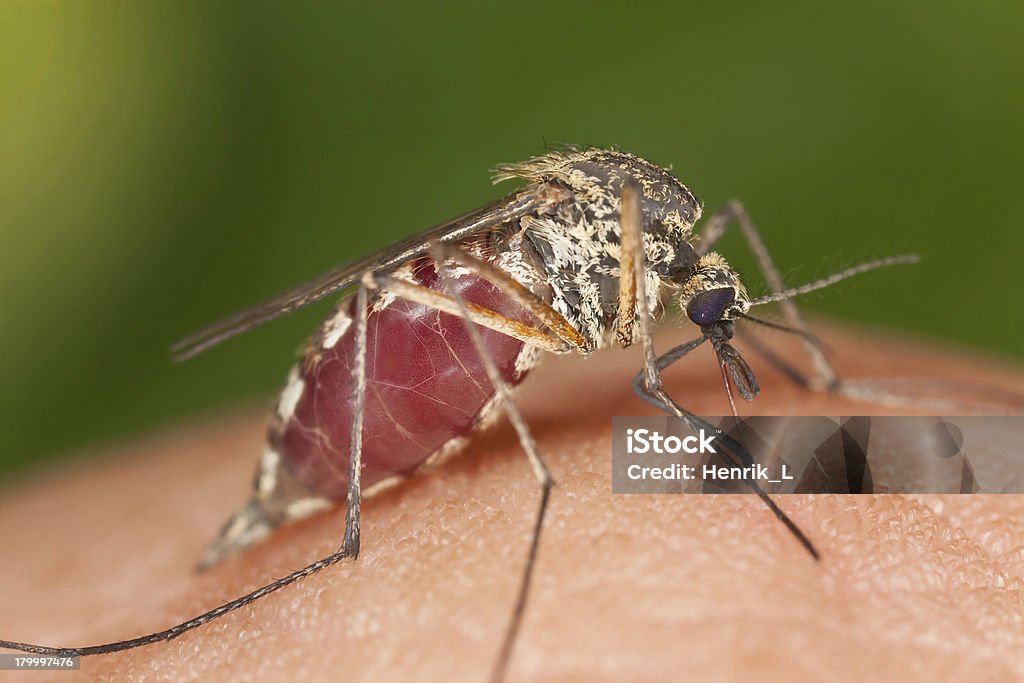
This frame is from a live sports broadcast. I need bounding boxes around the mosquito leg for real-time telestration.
[431,243,590,352]
[615,183,641,347]
[632,365,820,561]
[619,181,722,431]
[364,248,570,682]
[617,181,819,560]
[703,206,953,409]
[342,279,371,556]
[0,282,377,657]
[429,248,555,683]
[697,200,838,392]
[372,272,571,354]
[616,179,673,400]
[628,334,820,560]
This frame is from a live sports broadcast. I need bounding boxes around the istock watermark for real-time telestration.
[625,428,718,455]
[611,416,1024,495]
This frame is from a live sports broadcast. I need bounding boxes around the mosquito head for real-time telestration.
[671,254,759,410]
[677,253,750,331]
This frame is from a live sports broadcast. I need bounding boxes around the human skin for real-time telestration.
[1,324,1022,682]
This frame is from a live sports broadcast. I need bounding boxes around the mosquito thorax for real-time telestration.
[494,148,704,349]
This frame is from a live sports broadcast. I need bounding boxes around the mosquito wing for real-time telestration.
[171,184,563,361]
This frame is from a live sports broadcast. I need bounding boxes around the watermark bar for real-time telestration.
[611,416,1023,495]
[0,654,81,670]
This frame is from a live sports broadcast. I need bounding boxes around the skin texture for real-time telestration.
[1,323,1022,683]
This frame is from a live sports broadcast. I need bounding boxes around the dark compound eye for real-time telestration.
[686,287,735,326]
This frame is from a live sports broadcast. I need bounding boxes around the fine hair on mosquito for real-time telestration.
[0,147,921,681]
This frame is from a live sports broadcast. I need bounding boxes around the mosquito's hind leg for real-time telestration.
[697,200,838,392]
[0,283,376,657]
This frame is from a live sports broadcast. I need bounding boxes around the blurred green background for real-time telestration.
[1,1,1021,477]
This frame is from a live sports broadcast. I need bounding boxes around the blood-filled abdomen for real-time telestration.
[272,261,535,499]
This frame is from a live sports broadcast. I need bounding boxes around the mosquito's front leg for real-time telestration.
[616,181,714,440]
[615,179,671,398]
[616,180,820,560]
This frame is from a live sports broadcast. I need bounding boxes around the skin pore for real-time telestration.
[1,323,1022,682]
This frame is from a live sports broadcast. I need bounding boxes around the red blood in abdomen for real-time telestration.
[277,262,534,499]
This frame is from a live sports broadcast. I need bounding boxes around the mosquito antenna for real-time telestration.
[748,254,919,307]
[739,313,827,350]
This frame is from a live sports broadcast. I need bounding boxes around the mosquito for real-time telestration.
[0,147,917,681]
